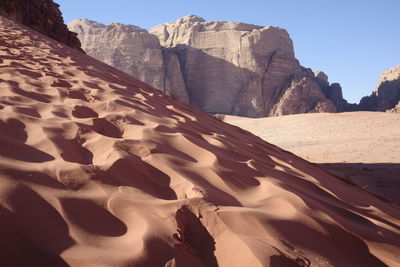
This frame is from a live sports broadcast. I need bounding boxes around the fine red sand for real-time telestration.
[1,16,400,266]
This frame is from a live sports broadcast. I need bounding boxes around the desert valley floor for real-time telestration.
[225,112,400,206]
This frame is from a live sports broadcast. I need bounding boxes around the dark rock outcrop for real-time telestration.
[69,16,346,117]
[0,0,83,52]
[358,66,400,112]
[314,71,348,112]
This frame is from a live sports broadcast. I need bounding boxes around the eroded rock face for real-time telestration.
[69,15,346,117]
[271,69,337,116]
[359,66,400,112]
[151,15,339,117]
[314,71,348,112]
[0,0,83,52]
[68,19,188,102]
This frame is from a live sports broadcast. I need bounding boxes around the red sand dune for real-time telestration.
[0,16,399,266]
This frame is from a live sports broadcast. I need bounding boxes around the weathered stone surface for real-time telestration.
[313,71,348,112]
[151,15,344,117]
[163,50,189,102]
[68,20,165,90]
[68,19,188,102]
[314,71,350,112]
[151,15,301,117]
[70,15,346,117]
[314,71,329,91]
[359,66,400,111]
[0,0,83,52]
[271,69,336,116]
[327,83,348,112]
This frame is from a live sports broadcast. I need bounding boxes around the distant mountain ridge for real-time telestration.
[68,16,348,117]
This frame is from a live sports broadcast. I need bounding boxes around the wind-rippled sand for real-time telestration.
[0,16,399,266]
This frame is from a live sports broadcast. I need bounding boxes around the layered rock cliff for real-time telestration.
[0,0,83,52]
[359,65,400,112]
[68,19,188,102]
[69,15,347,117]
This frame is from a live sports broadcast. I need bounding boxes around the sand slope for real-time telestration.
[1,16,400,266]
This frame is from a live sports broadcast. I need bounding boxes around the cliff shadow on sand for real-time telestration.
[318,162,400,205]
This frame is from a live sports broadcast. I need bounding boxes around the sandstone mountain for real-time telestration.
[0,0,83,52]
[68,16,347,117]
[359,65,400,112]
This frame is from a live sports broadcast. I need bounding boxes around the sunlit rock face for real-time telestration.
[68,19,189,103]
[70,15,346,117]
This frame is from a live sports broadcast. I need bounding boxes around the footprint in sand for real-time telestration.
[91,118,123,138]
[50,78,72,88]
[72,105,99,118]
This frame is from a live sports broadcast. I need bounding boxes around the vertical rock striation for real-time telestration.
[68,19,188,102]
[69,15,347,117]
[150,15,344,117]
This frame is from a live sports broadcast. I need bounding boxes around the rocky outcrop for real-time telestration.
[272,69,337,115]
[314,71,349,112]
[359,66,400,112]
[69,15,346,117]
[0,0,83,52]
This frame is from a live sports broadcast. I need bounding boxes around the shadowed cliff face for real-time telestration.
[69,16,347,117]
[0,0,83,52]
[358,66,400,112]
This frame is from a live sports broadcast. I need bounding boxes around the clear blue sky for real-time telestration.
[55,0,400,103]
